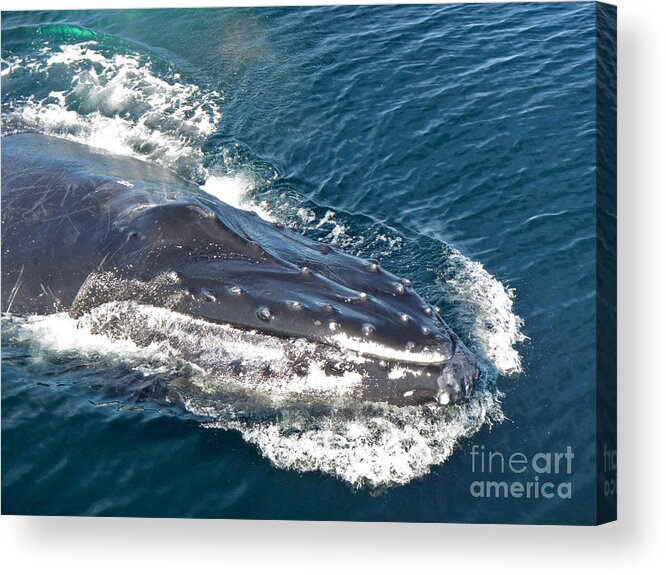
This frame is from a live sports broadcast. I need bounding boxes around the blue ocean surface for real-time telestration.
[1,3,601,523]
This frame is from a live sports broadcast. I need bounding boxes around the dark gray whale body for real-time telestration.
[1,134,479,406]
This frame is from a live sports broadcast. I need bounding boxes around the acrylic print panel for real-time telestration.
[1,2,616,524]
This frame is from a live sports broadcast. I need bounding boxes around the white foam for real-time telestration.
[7,312,156,361]
[4,42,221,179]
[205,387,503,489]
[297,207,316,225]
[315,210,337,229]
[441,249,526,375]
[200,174,274,222]
[388,366,423,380]
[45,43,108,66]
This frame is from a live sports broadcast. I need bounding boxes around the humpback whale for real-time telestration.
[1,133,480,406]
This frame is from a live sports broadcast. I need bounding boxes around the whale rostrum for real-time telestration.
[1,134,480,406]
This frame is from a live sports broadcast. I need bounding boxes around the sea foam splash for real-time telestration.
[439,250,527,375]
[205,390,502,489]
[2,39,268,217]
[2,40,221,181]
[201,174,276,222]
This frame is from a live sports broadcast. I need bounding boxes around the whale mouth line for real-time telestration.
[328,332,454,366]
[60,291,478,410]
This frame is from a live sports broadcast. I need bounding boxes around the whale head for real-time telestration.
[77,198,481,406]
[2,133,480,407]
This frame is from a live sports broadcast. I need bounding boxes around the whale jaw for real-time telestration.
[71,296,480,408]
[70,268,480,407]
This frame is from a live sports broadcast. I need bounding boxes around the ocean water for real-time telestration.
[1,3,602,523]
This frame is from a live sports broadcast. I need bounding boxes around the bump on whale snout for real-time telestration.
[435,341,480,405]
